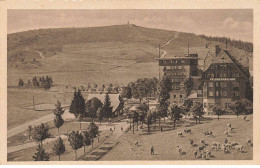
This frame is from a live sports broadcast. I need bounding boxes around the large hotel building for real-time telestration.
[157,45,253,115]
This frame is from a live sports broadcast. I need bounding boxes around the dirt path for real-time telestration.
[35,51,45,59]
[158,32,179,58]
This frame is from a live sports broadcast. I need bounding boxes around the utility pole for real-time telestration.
[188,43,190,56]
[158,44,161,81]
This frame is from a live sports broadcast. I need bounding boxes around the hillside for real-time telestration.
[7,24,253,87]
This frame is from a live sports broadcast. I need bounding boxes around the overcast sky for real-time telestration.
[8,9,253,42]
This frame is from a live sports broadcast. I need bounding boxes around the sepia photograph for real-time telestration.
[1,0,259,164]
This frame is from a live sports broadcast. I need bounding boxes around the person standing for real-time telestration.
[151,146,154,155]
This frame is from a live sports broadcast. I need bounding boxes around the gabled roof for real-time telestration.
[87,94,122,112]
[203,49,250,79]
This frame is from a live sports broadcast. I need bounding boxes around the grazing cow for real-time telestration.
[224,143,232,149]
[235,145,243,151]
[231,142,239,149]
[189,139,194,146]
[201,152,207,159]
[134,141,138,146]
[198,145,205,152]
[224,131,229,137]
[177,146,182,155]
[204,131,213,137]
[228,127,234,133]
[193,149,198,158]
[184,129,191,134]
[246,138,252,146]
[206,149,212,158]
[177,132,183,137]
[200,139,205,144]
[227,123,231,128]
[224,138,228,144]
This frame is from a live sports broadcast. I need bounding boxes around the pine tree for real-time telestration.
[102,93,113,118]
[32,144,49,161]
[54,115,64,134]
[52,137,66,161]
[18,78,24,87]
[53,101,65,116]
[69,89,86,118]
[68,131,83,160]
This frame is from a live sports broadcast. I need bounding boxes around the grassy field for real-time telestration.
[7,87,90,129]
[101,115,253,160]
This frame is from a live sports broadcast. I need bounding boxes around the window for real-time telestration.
[220,82,227,87]
[216,82,219,87]
[221,91,227,97]
[173,94,176,98]
[233,91,240,97]
[216,91,219,96]
[223,73,227,77]
[181,60,185,63]
[180,94,183,98]
[232,82,239,88]
[208,82,214,88]
[209,91,214,96]
[225,103,231,108]
[198,90,202,94]
[207,74,211,78]
[211,73,214,78]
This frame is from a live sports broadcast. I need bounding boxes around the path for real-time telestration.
[158,32,179,58]
[79,119,129,161]
[35,51,45,59]
[7,135,67,154]
[8,109,74,138]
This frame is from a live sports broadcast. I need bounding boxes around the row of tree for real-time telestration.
[29,122,99,161]
[18,76,53,90]
[199,34,253,52]
[121,77,158,102]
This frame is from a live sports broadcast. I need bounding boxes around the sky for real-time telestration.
[8,9,253,42]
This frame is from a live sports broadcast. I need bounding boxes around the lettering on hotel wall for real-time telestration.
[210,78,236,81]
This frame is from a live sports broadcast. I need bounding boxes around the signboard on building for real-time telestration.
[210,78,236,81]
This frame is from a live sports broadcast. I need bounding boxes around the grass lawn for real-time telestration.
[7,87,90,129]
[101,115,253,160]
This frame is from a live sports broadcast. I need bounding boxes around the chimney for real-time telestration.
[215,45,221,56]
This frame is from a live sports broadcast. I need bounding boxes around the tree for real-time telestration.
[86,97,103,121]
[32,77,39,87]
[230,101,247,117]
[102,93,113,118]
[97,107,103,125]
[87,122,99,147]
[158,75,172,122]
[54,114,64,134]
[52,137,66,161]
[78,113,84,130]
[33,144,49,161]
[69,89,86,118]
[183,98,193,117]
[18,78,24,87]
[32,123,51,146]
[145,113,153,134]
[213,105,225,121]
[53,100,65,116]
[81,131,91,153]
[191,103,204,124]
[121,86,132,100]
[68,131,83,160]
[181,77,194,95]
[152,112,157,131]
[169,104,183,129]
[27,125,32,140]
[137,103,149,126]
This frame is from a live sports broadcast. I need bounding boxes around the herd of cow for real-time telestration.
[175,123,253,159]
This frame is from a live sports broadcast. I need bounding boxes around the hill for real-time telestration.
[7,24,253,87]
